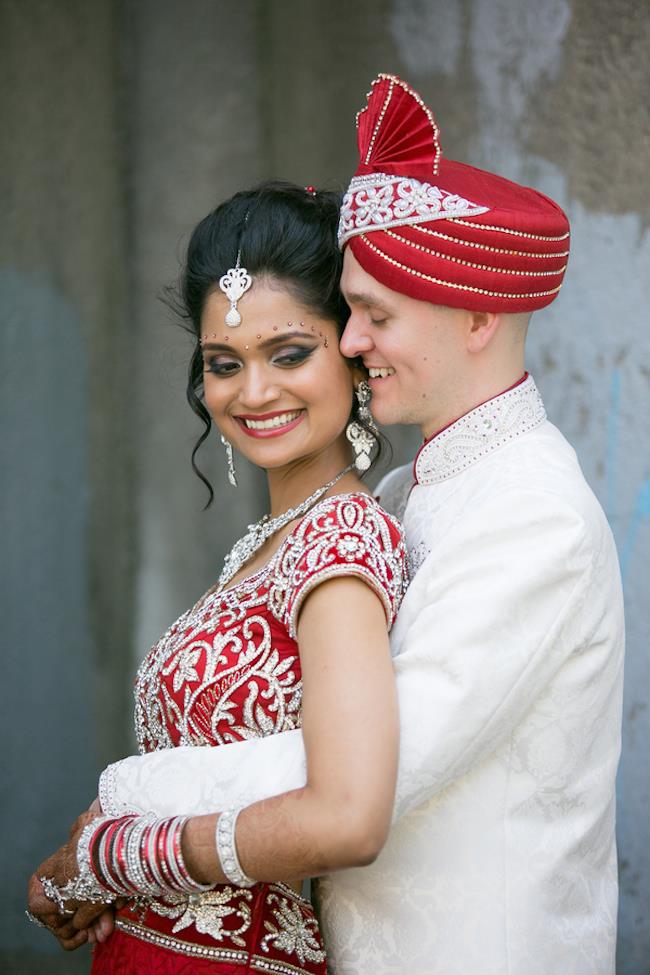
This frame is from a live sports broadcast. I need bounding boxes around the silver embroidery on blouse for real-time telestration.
[134,494,406,755]
[134,577,302,753]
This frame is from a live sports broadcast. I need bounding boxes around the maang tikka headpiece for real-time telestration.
[219,249,252,327]
[219,209,253,326]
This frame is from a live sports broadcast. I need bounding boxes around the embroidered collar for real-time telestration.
[414,374,546,485]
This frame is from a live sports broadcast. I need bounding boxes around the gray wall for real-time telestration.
[1,1,133,971]
[2,1,648,971]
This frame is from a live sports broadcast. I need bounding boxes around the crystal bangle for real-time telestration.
[169,816,213,893]
[126,815,161,898]
[76,817,117,902]
[215,808,255,888]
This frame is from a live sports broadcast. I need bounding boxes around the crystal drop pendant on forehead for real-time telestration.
[219,256,252,328]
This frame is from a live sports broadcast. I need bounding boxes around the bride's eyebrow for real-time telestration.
[201,331,317,352]
[259,331,317,349]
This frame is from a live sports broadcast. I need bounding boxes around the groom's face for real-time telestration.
[340,249,470,438]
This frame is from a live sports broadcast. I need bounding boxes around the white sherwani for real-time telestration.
[103,376,624,975]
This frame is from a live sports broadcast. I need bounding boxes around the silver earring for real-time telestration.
[220,434,238,487]
[355,380,377,432]
[346,382,378,473]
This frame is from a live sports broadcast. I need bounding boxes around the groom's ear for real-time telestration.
[466,311,501,353]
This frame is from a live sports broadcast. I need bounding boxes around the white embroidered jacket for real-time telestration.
[102,376,624,975]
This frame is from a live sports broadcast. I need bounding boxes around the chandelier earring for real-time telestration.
[346,381,378,473]
[355,380,377,432]
[220,434,238,488]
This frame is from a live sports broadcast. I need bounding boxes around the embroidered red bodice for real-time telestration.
[93,493,406,975]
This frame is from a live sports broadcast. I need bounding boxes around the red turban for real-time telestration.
[338,74,570,313]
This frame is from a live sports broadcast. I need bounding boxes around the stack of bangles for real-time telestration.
[84,814,214,900]
[38,808,255,915]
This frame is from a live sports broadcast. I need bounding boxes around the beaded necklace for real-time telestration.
[217,465,354,591]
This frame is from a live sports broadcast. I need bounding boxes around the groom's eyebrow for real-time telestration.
[344,290,389,309]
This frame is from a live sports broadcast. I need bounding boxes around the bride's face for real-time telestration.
[200,277,355,472]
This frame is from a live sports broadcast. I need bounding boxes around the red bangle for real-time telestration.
[156,818,175,889]
[138,822,158,890]
[91,818,117,891]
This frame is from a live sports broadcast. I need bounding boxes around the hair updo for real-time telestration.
[170,180,382,504]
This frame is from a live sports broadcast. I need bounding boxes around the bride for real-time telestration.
[27,181,407,974]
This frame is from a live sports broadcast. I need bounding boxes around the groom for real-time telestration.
[35,76,625,973]
[319,74,624,974]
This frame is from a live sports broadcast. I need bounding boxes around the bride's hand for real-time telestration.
[38,809,97,892]
[27,806,105,950]
[27,872,95,951]
[84,905,119,945]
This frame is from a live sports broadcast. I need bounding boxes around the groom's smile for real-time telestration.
[340,249,471,437]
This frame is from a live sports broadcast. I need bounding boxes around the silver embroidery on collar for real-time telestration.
[415,375,546,486]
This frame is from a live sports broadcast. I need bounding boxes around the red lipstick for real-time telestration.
[234,409,305,439]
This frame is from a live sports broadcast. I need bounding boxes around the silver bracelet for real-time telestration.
[125,815,161,898]
[167,816,213,893]
[74,817,117,902]
[215,808,255,888]
[25,909,49,929]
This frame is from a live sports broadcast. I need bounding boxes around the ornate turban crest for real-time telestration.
[339,74,570,312]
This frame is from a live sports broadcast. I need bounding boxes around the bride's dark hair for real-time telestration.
[167,180,384,506]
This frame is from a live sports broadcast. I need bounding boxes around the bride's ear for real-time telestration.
[350,363,369,388]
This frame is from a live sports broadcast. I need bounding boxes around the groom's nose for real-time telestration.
[340,314,374,359]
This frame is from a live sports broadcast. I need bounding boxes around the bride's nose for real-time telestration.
[238,362,281,409]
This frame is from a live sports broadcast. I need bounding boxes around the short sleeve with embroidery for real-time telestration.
[275,493,408,638]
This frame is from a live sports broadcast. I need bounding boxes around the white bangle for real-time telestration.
[215,808,255,888]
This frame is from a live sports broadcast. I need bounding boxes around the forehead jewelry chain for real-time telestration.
[218,465,353,591]
[219,249,252,327]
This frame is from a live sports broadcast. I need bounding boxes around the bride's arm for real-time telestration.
[181,573,399,883]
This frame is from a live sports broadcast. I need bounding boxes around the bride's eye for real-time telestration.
[272,346,314,368]
[204,356,241,376]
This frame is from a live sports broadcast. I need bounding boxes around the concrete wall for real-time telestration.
[1,1,648,971]
[1,1,134,971]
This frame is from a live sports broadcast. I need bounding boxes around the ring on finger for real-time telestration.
[25,910,48,930]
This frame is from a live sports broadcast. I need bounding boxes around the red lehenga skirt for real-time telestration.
[91,880,327,975]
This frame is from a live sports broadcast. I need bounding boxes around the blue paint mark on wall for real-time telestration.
[605,369,649,585]
[620,478,650,583]
[606,370,621,530]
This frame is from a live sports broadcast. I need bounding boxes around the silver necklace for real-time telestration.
[218,465,354,591]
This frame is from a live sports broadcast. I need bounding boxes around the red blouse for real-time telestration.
[93,493,407,975]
